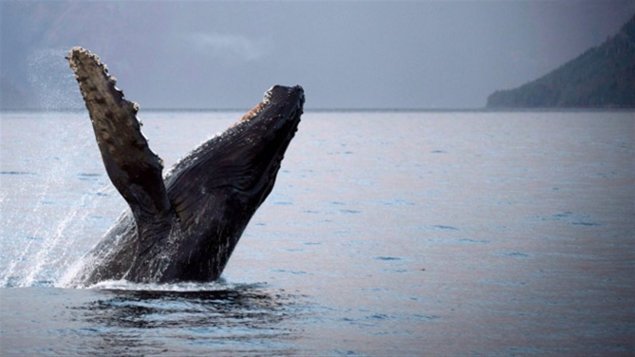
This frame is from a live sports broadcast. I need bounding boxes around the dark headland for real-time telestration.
[487,14,635,109]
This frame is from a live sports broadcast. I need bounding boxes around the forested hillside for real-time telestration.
[487,15,635,108]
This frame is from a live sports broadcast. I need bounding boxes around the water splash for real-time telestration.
[0,112,112,287]
[26,48,83,110]
[23,186,111,287]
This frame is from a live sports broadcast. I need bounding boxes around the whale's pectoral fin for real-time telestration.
[67,47,172,226]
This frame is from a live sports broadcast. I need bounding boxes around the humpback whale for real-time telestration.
[66,47,304,286]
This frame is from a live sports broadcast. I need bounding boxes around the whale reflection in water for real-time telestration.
[68,284,303,355]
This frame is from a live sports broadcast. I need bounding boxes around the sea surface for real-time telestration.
[1,110,634,355]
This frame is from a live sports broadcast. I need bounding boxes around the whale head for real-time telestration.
[234,85,305,203]
[162,85,304,278]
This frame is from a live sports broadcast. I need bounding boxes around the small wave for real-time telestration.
[273,201,293,206]
[271,269,308,275]
[432,225,459,231]
[375,256,401,261]
[339,209,360,214]
[572,221,601,227]
[501,251,530,258]
[77,172,102,181]
[546,211,601,227]
[0,170,36,176]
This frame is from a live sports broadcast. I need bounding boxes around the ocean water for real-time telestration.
[0,110,634,355]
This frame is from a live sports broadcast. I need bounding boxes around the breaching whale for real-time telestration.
[66,47,304,286]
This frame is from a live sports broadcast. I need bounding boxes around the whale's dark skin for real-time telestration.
[66,47,304,286]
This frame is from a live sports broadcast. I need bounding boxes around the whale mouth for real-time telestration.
[241,85,304,125]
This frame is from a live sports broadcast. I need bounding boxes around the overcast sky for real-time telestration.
[1,1,634,110]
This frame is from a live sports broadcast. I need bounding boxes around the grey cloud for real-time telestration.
[187,32,271,63]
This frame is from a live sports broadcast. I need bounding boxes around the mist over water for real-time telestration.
[1,111,634,355]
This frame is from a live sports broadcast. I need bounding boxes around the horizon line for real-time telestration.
[1,107,634,113]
